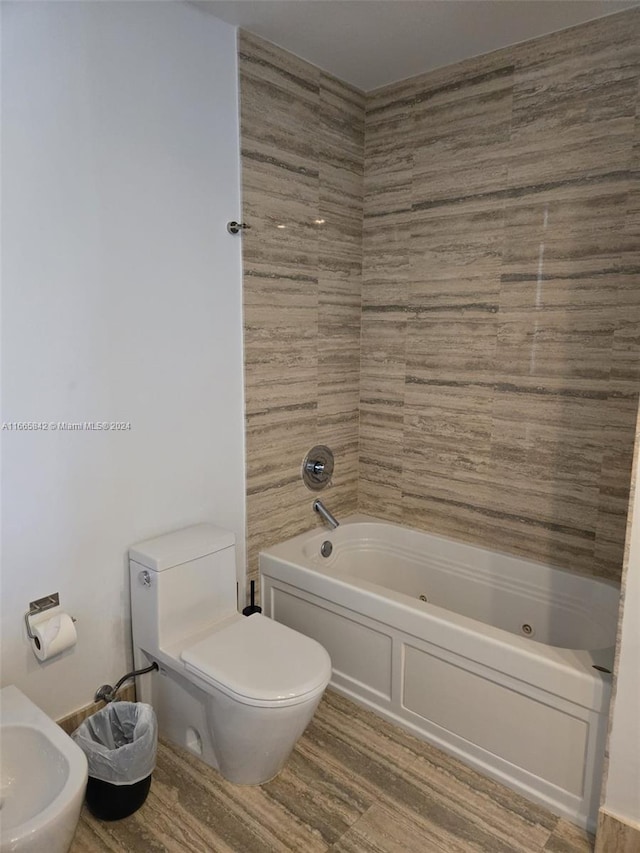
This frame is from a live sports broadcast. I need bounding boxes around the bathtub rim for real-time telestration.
[263,513,620,598]
[259,515,618,702]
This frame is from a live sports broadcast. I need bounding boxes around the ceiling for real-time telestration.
[195,0,639,91]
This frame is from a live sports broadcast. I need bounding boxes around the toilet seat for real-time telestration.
[181,614,331,708]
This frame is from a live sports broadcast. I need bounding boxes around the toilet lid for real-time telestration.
[181,614,332,704]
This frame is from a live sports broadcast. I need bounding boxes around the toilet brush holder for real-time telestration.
[242,580,262,616]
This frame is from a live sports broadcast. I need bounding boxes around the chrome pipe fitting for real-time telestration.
[94,661,159,704]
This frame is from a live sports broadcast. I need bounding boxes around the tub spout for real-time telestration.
[313,499,339,529]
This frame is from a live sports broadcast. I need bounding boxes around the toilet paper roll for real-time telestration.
[31,612,77,661]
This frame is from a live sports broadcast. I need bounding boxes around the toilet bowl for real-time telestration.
[129,524,331,785]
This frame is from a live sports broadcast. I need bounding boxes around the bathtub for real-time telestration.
[259,515,619,832]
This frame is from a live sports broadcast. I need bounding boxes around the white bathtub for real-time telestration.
[259,515,619,832]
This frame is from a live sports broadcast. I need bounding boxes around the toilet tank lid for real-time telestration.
[129,524,235,572]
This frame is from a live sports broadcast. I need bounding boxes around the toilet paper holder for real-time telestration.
[24,592,76,639]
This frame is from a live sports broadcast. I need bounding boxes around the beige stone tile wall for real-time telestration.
[239,32,364,595]
[595,809,640,852]
[361,9,640,581]
[240,10,640,591]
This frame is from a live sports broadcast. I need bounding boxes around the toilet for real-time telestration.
[129,524,331,785]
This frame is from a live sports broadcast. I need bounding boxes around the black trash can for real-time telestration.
[72,701,157,821]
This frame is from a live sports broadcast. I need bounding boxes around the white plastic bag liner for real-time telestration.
[72,702,157,785]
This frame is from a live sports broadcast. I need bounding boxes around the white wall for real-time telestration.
[604,450,640,825]
[1,1,246,719]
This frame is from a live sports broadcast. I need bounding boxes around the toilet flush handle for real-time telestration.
[139,570,151,587]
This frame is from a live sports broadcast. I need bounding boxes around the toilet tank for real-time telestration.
[129,524,237,654]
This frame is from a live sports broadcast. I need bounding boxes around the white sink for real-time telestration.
[0,686,88,853]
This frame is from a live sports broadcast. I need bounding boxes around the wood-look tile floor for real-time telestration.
[70,690,594,853]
